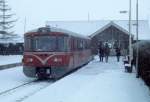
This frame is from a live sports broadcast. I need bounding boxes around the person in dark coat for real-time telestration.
[98,43,104,62]
[115,47,121,62]
[104,43,110,63]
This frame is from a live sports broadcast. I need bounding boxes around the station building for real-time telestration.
[0,35,24,55]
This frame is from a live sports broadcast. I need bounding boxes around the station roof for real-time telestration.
[47,20,150,40]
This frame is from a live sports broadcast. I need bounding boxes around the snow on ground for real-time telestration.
[0,55,22,65]
[0,66,34,93]
[23,56,150,102]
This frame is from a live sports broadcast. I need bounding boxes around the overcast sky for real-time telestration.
[8,0,150,36]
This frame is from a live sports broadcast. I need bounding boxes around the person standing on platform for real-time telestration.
[104,43,110,63]
[98,43,104,62]
[115,47,121,62]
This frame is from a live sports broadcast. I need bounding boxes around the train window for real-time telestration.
[85,41,90,49]
[33,36,56,52]
[82,41,85,49]
[25,35,70,52]
[57,37,68,52]
[70,38,74,51]
[25,37,32,51]
[73,39,77,51]
[78,40,84,50]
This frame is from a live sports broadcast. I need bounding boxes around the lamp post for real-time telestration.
[136,0,139,78]
[24,17,27,34]
[129,0,132,66]
[120,0,132,66]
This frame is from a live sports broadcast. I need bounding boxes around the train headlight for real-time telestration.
[27,58,33,63]
[54,57,62,62]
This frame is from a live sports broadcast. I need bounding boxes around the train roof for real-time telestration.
[25,26,90,40]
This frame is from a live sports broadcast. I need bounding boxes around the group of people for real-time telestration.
[98,42,121,62]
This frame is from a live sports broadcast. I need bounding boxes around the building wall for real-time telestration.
[91,26,129,55]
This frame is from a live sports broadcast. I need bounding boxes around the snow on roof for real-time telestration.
[47,20,150,40]
[27,26,90,39]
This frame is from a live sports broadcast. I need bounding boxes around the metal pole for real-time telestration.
[24,17,27,34]
[136,0,139,78]
[129,0,132,66]
[88,12,90,22]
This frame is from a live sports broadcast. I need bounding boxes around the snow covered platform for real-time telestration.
[23,56,150,102]
[0,55,22,66]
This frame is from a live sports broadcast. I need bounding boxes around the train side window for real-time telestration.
[66,37,70,51]
[85,40,89,49]
[87,41,90,49]
[77,39,80,50]
[85,41,87,49]
[82,40,85,49]
[70,38,74,51]
[25,37,32,51]
[57,37,68,52]
[78,39,84,50]
[73,38,77,51]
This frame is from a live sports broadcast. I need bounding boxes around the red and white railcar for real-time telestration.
[22,26,92,79]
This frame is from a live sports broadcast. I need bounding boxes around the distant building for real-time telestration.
[0,35,24,55]
[48,20,150,55]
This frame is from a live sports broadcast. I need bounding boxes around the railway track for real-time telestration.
[0,79,54,102]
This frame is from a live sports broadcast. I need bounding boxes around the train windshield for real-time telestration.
[24,36,68,52]
[33,36,56,52]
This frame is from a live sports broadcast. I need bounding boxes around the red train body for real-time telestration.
[22,27,92,79]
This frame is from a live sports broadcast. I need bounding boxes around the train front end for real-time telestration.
[23,27,71,79]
